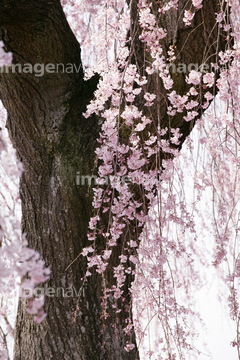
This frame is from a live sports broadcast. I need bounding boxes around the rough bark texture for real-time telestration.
[0,1,229,359]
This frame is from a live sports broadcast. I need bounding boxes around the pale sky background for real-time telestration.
[136,95,239,359]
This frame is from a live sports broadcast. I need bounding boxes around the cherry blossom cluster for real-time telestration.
[186,1,240,354]
[62,0,129,71]
[183,0,202,26]
[79,0,229,356]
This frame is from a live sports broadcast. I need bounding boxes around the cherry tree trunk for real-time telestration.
[0,0,228,359]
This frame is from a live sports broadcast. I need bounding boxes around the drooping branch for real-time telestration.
[129,0,230,152]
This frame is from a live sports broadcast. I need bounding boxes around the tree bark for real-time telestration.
[0,1,229,359]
